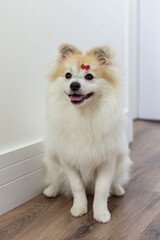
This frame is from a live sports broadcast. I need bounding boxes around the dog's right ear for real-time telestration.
[58,44,82,60]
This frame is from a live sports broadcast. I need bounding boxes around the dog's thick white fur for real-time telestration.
[43,44,132,223]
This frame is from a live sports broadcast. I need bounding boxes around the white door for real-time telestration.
[139,0,160,120]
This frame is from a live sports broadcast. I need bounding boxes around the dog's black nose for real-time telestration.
[70,82,81,91]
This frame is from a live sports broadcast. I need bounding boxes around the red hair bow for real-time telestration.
[81,64,90,70]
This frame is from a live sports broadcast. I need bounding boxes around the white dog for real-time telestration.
[43,44,132,223]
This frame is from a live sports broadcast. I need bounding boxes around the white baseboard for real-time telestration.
[0,141,44,215]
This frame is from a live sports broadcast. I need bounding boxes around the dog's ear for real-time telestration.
[58,43,82,60]
[87,45,114,65]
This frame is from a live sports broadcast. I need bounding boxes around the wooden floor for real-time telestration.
[1,120,160,240]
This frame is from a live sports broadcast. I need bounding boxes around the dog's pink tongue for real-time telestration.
[70,95,83,101]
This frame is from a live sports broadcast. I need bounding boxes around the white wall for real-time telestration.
[139,0,160,120]
[0,0,54,153]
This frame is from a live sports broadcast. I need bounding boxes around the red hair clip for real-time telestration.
[81,64,90,70]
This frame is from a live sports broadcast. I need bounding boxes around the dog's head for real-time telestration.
[50,44,120,107]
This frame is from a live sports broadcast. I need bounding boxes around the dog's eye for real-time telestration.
[85,74,94,81]
[65,72,72,79]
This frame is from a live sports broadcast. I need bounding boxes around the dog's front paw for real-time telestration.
[70,204,87,217]
[43,185,57,198]
[94,209,111,223]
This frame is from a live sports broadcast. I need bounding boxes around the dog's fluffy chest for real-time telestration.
[47,103,120,169]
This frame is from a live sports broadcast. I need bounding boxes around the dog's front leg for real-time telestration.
[93,160,115,223]
[63,164,87,217]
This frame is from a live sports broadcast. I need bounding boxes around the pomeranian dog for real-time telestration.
[43,44,132,223]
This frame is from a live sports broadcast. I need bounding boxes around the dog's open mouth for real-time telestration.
[69,92,94,104]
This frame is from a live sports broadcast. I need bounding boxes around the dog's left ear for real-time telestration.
[87,45,114,65]
[58,43,82,61]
